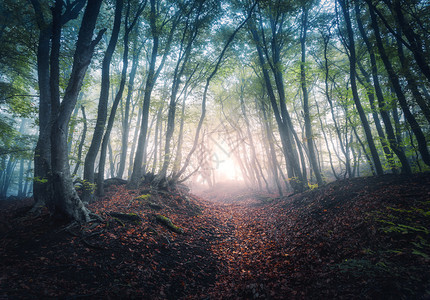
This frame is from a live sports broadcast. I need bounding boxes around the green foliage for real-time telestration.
[81,179,97,194]
[338,258,389,278]
[376,219,429,235]
[135,194,151,201]
[33,176,48,184]
[307,182,318,190]
[372,202,430,261]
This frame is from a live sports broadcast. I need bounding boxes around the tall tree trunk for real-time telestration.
[97,0,146,195]
[172,87,188,177]
[23,159,32,197]
[18,158,25,197]
[249,21,304,192]
[67,94,82,153]
[72,105,87,176]
[300,6,323,186]
[0,157,17,199]
[259,97,283,195]
[368,3,430,166]
[50,0,104,222]
[315,98,339,180]
[356,64,397,173]
[339,0,384,175]
[321,32,351,177]
[30,0,86,211]
[240,83,262,190]
[151,103,164,174]
[154,4,203,185]
[118,39,142,178]
[355,3,411,174]
[128,102,143,178]
[130,0,177,187]
[17,119,27,197]
[173,3,257,181]
[82,0,123,202]
[108,141,116,178]
[30,0,53,211]
[395,28,430,125]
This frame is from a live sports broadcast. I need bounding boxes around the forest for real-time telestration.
[1,0,430,298]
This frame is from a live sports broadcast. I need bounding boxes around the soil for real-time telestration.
[1,173,430,299]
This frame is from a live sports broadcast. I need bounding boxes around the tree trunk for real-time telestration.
[72,106,87,176]
[130,0,177,187]
[50,0,104,222]
[249,20,305,193]
[356,64,397,173]
[240,83,262,190]
[321,31,351,177]
[82,0,123,202]
[172,87,188,177]
[259,96,283,195]
[339,0,384,175]
[30,0,53,211]
[300,6,324,186]
[173,3,256,181]
[118,39,142,178]
[355,3,411,174]
[97,0,146,195]
[368,3,430,166]
[315,97,339,180]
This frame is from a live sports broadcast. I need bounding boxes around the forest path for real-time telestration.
[195,186,293,298]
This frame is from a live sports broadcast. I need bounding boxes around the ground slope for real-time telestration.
[1,173,429,299]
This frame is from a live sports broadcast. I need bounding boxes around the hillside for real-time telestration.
[1,173,430,299]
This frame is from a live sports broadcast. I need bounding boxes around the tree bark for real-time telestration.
[72,106,87,176]
[130,0,178,187]
[249,17,305,192]
[300,6,324,186]
[30,0,53,211]
[97,0,146,195]
[50,0,104,222]
[368,3,430,167]
[355,3,411,174]
[339,0,384,175]
[82,0,123,202]
[321,31,351,177]
[118,39,142,178]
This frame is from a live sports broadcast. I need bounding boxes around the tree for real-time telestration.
[96,0,147,196]
[354,2,411,174]
[300,3,324,186]
[129,0,180,187]
[248,2,307,193]
[30,0,86,212]
[82,0,124,203]
[366,0,430,167]
[32,0,105,222]
[338,0,384,175]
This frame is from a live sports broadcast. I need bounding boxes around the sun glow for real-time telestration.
[213,151,243,182]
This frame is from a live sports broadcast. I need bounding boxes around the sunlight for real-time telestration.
[213,149,243,182]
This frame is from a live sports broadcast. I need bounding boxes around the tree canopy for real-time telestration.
[0,0,429,221]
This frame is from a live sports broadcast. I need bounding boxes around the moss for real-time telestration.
[109,212,142,225]
[135,194,151,201]
[155,214,184,234]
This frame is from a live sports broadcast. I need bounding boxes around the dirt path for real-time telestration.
[196,191,297,299]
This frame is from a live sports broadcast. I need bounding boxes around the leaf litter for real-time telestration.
[1,173,430,299]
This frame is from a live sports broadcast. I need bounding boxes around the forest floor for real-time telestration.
[1,173,430,299]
